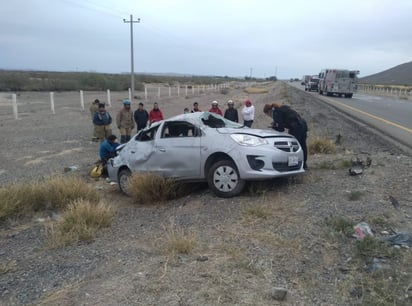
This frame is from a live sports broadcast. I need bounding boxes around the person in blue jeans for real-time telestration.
[99,134,119,165]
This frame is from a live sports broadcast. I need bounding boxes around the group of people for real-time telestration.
[90,97,308,170]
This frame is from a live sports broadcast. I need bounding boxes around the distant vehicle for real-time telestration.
[318,69,359,98]
[305,76,319,92]
[108,112,304,198]
[301,75,311,86]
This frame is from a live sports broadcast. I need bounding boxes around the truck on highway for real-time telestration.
[318,69,359,98]
[301,75,311,86]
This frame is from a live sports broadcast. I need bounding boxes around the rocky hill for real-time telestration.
[360,61,412,85]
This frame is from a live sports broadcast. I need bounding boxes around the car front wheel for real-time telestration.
[207,160,245,198]
[118,168,132,196]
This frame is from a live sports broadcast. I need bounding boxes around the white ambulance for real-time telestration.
[318,69,359,98]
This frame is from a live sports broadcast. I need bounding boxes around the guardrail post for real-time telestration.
[144,86,147,100]
[12,93,18,120]
[80,90,85,111]
[107,89,111,106]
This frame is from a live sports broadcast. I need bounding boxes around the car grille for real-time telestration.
[274,141,300,152]
[272,161,302,172]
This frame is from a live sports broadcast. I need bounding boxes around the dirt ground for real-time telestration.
[1,82,411,305]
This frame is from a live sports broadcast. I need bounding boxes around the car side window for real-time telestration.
[136,126,158,141]
[161,122,197,138]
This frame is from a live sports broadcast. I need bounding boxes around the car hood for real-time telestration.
[216,128,287,138]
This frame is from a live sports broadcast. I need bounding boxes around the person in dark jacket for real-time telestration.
[99,135,119,164]
[264,103,308,169]
[93,103,112,142]
[224,100,239,122]
[134,102,149,132]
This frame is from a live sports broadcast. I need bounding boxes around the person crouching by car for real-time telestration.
[99,135,119,165]
[149,102,164,125]
[116,99,135,144]
[263,103,308,169]
[93,103,112,142]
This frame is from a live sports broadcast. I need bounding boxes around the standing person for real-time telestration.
[149,102,164,124]
[134,102,149,132]
[183,107,189,114]
[209,100,223,116]
[89,99,100,141]
[99,135,119,165]
[93,103,112,142]
[191,102,201,112]
[241,99,255,127]
[263,103,308,169]
[116,99,135,144]
[224,100,238,122]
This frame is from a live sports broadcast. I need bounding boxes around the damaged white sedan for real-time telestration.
[108,112,304,198]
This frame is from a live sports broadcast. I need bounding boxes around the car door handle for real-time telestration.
[131,151,136,153]
[159,148,166,152]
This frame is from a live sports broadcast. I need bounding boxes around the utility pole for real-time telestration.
[249,67,253,79]
[123,14,140,101]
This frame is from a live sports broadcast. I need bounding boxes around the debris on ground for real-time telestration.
[384,232,412,247]
[271,287,288,301]
[353,222,373,240]
[63,165,79,172]
[388,195,400,209]
[348,157,372,176]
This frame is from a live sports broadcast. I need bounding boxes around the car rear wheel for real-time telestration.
[118,168,132,196]
[207,160,245,198]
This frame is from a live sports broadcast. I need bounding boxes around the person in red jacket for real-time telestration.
[149,102,164,124]
[209,100,223,116]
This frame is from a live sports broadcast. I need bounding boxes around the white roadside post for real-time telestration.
[107,89,112,107]
[177,86,180,97]
[185,85,188,96]
[144,86,147,100]
[192,86,194,95]
[50,92,55,114]
[80,90,85,111]
[169,86,171,97]
[12,93,18,120]
[158,87,160,99]
[128,88,132,101]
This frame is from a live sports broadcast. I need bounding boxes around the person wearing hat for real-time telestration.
[224,100,239,122]
[89,98,100,141]
[241,99,255,127]
[116,99,135,143]
[93,103,113,142]
[263,103,308,169]
[209,100,223,116]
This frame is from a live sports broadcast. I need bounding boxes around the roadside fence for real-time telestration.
[357,84,412,99]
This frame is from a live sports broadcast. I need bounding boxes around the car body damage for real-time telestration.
[108,112,304,197]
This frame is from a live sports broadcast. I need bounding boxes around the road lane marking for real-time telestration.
[321,96,412,134]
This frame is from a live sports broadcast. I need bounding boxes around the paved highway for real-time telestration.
[289,82,412,153]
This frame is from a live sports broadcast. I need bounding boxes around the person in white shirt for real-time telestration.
[241,99,255,127]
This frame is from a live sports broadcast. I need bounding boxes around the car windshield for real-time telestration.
[310,78,319,83]
[200,112,244,128]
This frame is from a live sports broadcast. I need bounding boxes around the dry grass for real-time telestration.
[128,172,190,204]
[159,224,197,256]
[241,205,272,220]
[0,260,17,275]
[308,137,336,154]
[244,87,269,94]
[46,199,114,248]
[324,215,355,238]
[0,176,99,223]
[347,190,364,201]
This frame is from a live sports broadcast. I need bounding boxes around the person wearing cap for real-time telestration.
[93,103,113,142]
[209,100,223,116]
[224,100,239,122]
[263,103,308,169]
[116,99,135,144]
[191,102,201,113]
[89,98,100,141]
[241,99,255,127]
[149,102,164,124]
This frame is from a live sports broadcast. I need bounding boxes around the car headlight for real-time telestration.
[230,134,268,146]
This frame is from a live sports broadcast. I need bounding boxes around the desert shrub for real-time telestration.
[308,137,336,154]
[128,173,191,204]
[160,225,196,255]
[0,176,99,223]
[220,88,229,95]
[324,215,355,238]
[348,191,364,201]
[244,87,269,94]
[46,199,114,248]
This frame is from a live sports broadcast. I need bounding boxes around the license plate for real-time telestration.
[288,156,299,166]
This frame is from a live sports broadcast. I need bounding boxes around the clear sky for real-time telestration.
[1,0,411,79]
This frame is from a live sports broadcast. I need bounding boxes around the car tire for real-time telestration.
[207,160,245,198]
[118,168,132,196]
